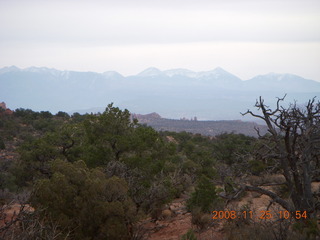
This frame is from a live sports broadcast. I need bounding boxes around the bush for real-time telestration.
[55,111,70,118]
[213,133,256,165]
[248,159,266,175]
[187,175,222,213]
[0,137,5,150]
[31,159,136,239]
[180,229,197,240]
[190,207,212,230]
[292,218,320,239]
[224,217,314,240]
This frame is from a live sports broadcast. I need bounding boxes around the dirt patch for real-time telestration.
[138,198,224,240]
[0,203,34,228]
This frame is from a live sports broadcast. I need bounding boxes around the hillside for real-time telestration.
[0,102,319,239]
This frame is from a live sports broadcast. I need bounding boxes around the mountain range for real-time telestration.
[1,66,319,120]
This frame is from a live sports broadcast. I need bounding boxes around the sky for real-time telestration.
[1,0,320,81]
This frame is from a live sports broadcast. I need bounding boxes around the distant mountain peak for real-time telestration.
[195,67,242,82]
[24,66,60,73]
[0,65,21,74]
[102,71,124,79]
[244,72,319,92]
[213,66,226,72]
[211,67,236,75]
[253,72,304,81]
[137,67,163,77]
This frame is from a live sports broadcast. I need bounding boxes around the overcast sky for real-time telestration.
[1,0,320,81]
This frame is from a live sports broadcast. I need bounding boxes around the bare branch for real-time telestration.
[242,185,294,212]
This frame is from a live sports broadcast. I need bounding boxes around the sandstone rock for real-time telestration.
[161,209,172,219]
[0,102,6,110]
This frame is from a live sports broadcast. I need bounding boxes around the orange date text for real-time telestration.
[212,210,308,220]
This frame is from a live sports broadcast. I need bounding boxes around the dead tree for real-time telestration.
[241,96,320,218]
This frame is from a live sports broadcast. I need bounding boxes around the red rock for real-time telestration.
[0,102,13,115]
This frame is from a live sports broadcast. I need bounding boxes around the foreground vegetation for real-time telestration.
[0,99,319,239]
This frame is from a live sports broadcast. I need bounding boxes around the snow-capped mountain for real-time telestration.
[0,66,21,74]
[137,67,165,77]
[0,66,319,120]
[243,73,320,92]
[163,68,197,78]
[102,71,124,79]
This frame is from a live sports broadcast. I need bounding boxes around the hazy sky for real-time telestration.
[1,0,320,81]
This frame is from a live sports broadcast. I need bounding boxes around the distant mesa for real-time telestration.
[131,112,162,123]
[132,112,267,137]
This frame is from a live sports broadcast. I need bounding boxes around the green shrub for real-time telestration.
[0,137,5,150]
[180,229,197,240]
[31,159,136,240]
[248,159,266,175]
[187,175,221,213]
[293,218,320,239]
